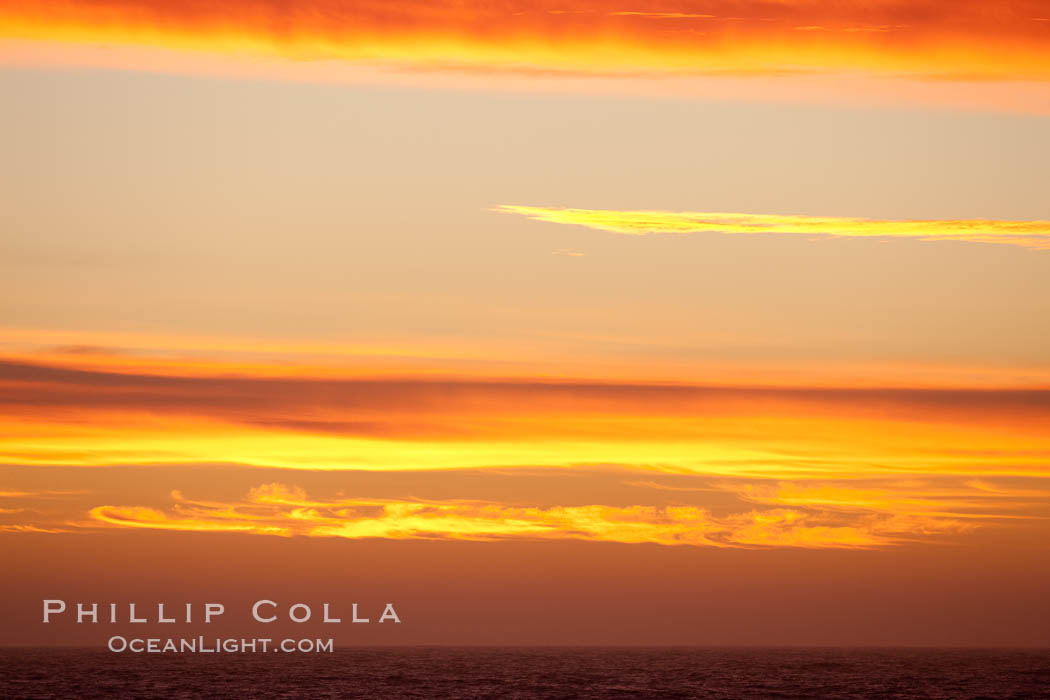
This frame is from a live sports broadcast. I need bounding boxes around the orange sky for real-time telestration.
[3,0,1049,649]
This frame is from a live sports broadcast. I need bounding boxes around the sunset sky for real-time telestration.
[2,1,1049,646]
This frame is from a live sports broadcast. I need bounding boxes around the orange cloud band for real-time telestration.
[85,482,985,549]
[495,206,1050,250]
[3,359,1049,478]
[2,1,1050,80]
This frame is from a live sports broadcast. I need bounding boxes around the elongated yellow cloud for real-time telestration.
[86,482,987,549]
[495,205,1050,250]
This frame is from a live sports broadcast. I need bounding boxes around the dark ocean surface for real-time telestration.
[1,647,1048,699]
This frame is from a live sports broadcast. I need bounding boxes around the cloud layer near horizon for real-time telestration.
[3,355,1049,550]
[83,481,988,549]
[495,206,1050,250]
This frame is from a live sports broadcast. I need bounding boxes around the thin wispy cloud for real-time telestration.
[0,524,71,534]
[607,11,716,20]
[495,205,1050,250]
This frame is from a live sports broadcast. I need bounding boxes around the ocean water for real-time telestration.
[1,647,1048,699]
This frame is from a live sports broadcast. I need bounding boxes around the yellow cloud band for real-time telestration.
[86,482,994,550]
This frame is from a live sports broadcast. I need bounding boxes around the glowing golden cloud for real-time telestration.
[85,482,994,549]
[2,1,1049,82]
[495,206,1050,250]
